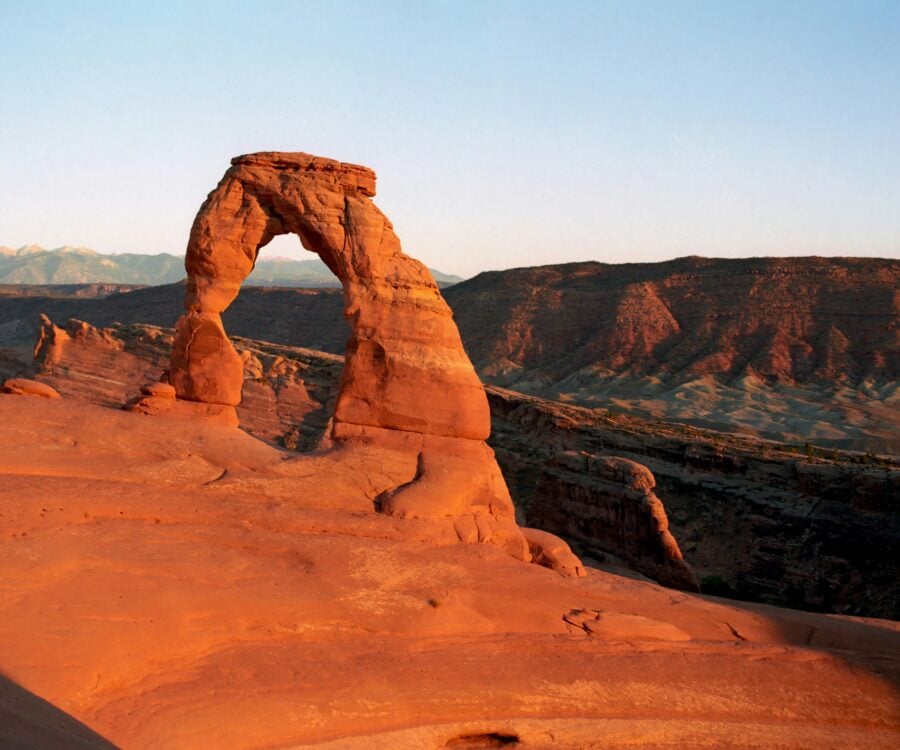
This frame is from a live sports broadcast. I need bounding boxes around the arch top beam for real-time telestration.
[231,151,377,196]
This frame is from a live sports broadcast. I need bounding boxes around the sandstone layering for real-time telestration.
[528,452,700,592]
[3,255,897,452]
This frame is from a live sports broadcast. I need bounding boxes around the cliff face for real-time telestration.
[446,256,900,452]
[3,255,895,451]
[445,256,899,384]
[528,452,700,592]
[487,387,899,619]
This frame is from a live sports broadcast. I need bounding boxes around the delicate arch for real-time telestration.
[169,152,490,440]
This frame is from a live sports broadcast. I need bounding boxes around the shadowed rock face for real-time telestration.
[528,452,700,592]
[172,151,488,440]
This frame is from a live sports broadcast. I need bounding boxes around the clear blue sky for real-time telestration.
[1,0,898,275]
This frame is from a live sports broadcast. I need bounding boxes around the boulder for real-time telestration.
[140,382,176,399]
[521,527,586,578]
[1,378,61,399]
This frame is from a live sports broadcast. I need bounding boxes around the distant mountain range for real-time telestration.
[0,246,464,287]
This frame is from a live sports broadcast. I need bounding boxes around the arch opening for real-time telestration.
[231,228,349,453]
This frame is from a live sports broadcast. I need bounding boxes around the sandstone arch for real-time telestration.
[159,151,584,571]
[171,152,488,440]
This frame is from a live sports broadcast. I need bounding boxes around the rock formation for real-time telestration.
[488,386,900,617]
[5,255,898,452]
[2,393,899,749]
[528,452,699,591]
[169,152,485,438]
[444,256,900,453]
[27,316,900,615]
[141,152,575,566]
[32,316,343,448]
[0,377,59,399]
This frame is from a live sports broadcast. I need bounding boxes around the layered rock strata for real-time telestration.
[528,452,699,591]
[488,386,900,618]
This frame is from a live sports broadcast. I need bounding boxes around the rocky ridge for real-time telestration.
[446,256,899,385]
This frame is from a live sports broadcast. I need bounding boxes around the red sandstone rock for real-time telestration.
[170,312,243,406]
[126,394,239,427]
[1,396,898,749]
[521,527,587,578]
[32,313,69,365]
[528,451,699,592]
[563,608,690,641]
[175,151,489,440]
[445,256,900,386]
[140,382,176,399]
[27,316,900,612]
[161,152,552,567]
[1,377,60,399]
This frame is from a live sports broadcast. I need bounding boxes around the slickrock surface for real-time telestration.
[1,395,899,749]
[529,452,699,592]
[0,376,60,398]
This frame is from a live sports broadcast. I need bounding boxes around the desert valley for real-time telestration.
[0,151,898,749]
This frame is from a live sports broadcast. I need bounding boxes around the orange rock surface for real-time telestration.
[1,376,60,398]
[1,395,898,749]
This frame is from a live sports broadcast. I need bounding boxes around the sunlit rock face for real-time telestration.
[160,151,586,568]
[173,152,488,439]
